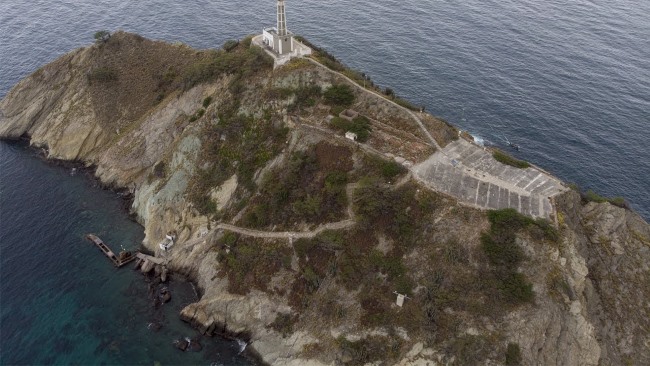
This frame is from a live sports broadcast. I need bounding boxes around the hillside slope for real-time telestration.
[1,32,648,365]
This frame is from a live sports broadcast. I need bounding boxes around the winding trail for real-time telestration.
[304,58,441,150]
[304,56,566,219]
[216,183,358,239]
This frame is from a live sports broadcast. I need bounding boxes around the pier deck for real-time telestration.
[86,234,137,268]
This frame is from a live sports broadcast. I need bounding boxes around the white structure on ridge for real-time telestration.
[262,0,294,55]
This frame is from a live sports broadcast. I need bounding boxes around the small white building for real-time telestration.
[256,0,312,68]
[262,1,294,55]
[345,132,358,141]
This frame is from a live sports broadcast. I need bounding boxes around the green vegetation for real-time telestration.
[267,84,322,112]
[202,96,213,108]
[380,160,406,180]
[493,150,531,169]
[181,43,273,90]
[295,36,380,91]
[188,108,205,122]
[241,149,350,228]
[267,313,297,338]
[217,234,292,295]
[480,209,558,304]
[447,335,493,366]
[546,267,572,302]
[187,107,288,216]
[324,84,355,107]
[93,30,111,43]
[505,343,522,365]
[289,231,342,309]
[569,183,628,208]
[354,179,433,240]
[583,189,628,208]
[330,115,371,142]
[358,155,408,182]
[336,335,403,366]
[87,67,117,83]
[153,161,166,178]
[222,39,239,52]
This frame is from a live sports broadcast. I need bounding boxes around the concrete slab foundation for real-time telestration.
[413,139,567,219]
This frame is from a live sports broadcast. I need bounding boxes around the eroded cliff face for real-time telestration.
[2,33,648,366]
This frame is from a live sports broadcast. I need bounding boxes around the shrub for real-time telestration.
[480,208,547,304]
[241,150,349,229]
[187,111,288,216]
[583,190,629,208]
[202,96,213,108]
[267,313,297,338]
[481,233,524,267]
[153,161,166,178]
[493,150,530,169]
[88,67,117,82]
[380,160,406,180]
[336,335,403,366]
[505,343,522,365]
[498,271,534,303]
[394,97,421,111]
[223,39,239,52]
[181,45,273,89]
[324,84,355,106]
[447,335,492,366]
[289,84,322,111]
[330,115,371,142]
[93,30,111,43]
[218,238,292,294]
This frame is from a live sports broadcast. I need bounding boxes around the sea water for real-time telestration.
[1,0,649,364]
[0,142,250,365]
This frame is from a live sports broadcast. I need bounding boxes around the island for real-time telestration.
[1,27,649,366]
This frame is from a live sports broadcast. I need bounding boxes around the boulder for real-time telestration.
[140,259,155,273]
[148,322,162,332]
[161,267,168,283]
[160,287,171,303]
[187,338,203,352]
[173,339,188,352]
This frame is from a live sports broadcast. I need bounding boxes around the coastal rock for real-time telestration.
[161,267,168,283]
[148,322,162,332]
[187,338,203,352]
[140,259,154,274]
[160,287,171,303]
[173,339,188,352]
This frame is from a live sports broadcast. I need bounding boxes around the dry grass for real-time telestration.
[86,32,202,130]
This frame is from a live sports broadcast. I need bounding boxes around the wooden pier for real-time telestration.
[86,234,137,268]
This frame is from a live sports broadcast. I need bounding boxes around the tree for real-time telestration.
[323,84,355,106]
[94,30,111,43]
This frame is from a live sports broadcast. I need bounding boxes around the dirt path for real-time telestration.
[217,182,358,240]
[304,58,442,151]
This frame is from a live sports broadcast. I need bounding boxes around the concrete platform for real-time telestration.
[251,35,312,68]
[413,139,567,219]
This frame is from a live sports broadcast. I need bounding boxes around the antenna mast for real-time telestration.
[277,0,288,36]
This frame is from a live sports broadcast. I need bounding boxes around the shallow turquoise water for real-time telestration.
[0,142,250,365]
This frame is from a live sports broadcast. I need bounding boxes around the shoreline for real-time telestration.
[2,137,265,365]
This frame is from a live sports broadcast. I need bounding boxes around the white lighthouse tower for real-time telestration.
[262,0,294,55]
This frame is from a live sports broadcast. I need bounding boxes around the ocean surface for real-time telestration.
[0,142,250,365]
[0,0,648,364]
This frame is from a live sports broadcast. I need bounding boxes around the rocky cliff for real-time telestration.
[1,32,648,365]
